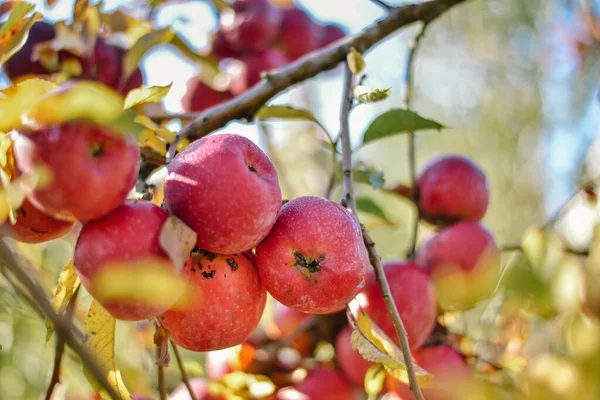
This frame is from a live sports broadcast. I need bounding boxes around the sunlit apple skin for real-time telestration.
[3,21,56,80]
[386,344,471,400]
[170,378,223,400]
[74,200,176,321]
[335,325,374,389]
[0,197,75,243]
[220,0,283,52]
[161,250,267,352]
[276,367,359,400]
[164,133,281,254]
[417,154,489,224]
[415,221,500,311]
[12,121,139,223]
[320,24,346,47]
[256,196,368,314]
[225,49,288,95]
[358,261,437,350]
[278,7,323,61]
[181,78,233,113]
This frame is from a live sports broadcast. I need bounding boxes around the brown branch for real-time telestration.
[370,0,393,10]
[404,21,429,259]
[171,341,199,400]
[338,63,424,399]
[157,345,167,400]
[165,0,469,162]
[44,286,80,400]
[0,240,123,400]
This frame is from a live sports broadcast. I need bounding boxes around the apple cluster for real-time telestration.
[3,21,143,95]
[182,0,346,113]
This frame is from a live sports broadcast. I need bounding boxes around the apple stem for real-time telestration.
[171,340,199,400]
[157,344,167,400]
[337,63,425,400]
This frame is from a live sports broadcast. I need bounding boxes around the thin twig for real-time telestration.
[158,345,167,400]
[171,341,198,400]
[44,286,80,400]
[165,0,469,162]
[370,0,393,11]
[405,21,429,259]
[501,244,589,257]
[0,240,122,400]
[338,64,424,400]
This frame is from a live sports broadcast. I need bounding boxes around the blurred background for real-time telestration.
[2,0,600,399]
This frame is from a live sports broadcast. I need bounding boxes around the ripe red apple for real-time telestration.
[0,197,75,243]
[3,21,56,80]
[320,24,346,47]
[220,0,282,52]
[181,78,233,113]
[74,200,177,321]
[416,221,500,311]
[358,261,437,350]
[170,378,223,400]
[386,344,471,400]
[256,196,368,314]
[273,301,309,337]
[225,49,288,95]
[276,367,359,400]
[211,30,240,59]
[278,7,323,61]
[417,154,489,224]
[119,68,144,95]
[335,325,374,389]
[13,121,139,223]
[164,133,281,254]
[161,250,266,352]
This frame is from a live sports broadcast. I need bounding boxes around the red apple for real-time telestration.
[119,68,144,95]
[276,367,359,400]
[181,78,233,113]
[386,344,471,400]
[3,21,56,80]
[335,325,374,389]
[278,7,323,61]
[225,49,288,95]
[211,30,240,59]
[256,196,368,314]
[220,0,282,52]
[73,200,177,321]
[358,261,437,350]
[0,197,75,243]
[273,301,309,337]
[170,378,223,400]
[12,121,140,223]
[417,154,489,224]
[320,25,346,47]
[161,250,267,352]
[416,221,500,310]
[164,133,281,254]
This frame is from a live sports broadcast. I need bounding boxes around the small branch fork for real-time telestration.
[337,64,425,399]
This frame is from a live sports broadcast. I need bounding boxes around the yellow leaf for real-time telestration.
[0,3,43,65]
[0,133,16,179]
[0,78,58,132]
[349,308,432,387]
[83,300,132,400]
[123,84,172,110]
[347,47,365,75]
[364,364,386,399]
[45,261,80,341]
[0,189,11,224]
[159,215,197,270]
[89,258,193,311]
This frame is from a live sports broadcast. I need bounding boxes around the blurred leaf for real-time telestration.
[123,27,175,79]
[170,34,220,81]
[0,133,16,179]
[349,307,432,387]
[83,300,132,400]
[356,197,393,225]
[153,324,170,367]
[347,47,365,75]
[255,105,329,134]
[45,261,80,341]
[208,0,231,13]
[0,2,21,18]
[354,86,391,103]
[362,109,445,145]
[73,0,89,23]
[124,84,172,110]
[364,364,386,399]
[354,164,385,189]
[22,81,144,138]
[159,215,197,270]
[0,3,43,65]
[0,78,58,132]
[522,227,546,269]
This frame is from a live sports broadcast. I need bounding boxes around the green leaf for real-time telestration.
[362,109,445,145]
[364,364,386,399]
[123,84,172,109]
[0,3,43,65]
[353,86,391,103]
[255,105,333,143]
[123,27,175,79]
[354,165,385,189]
[356,197,392,224]
[45,261,80,341]
[347,47,365,75]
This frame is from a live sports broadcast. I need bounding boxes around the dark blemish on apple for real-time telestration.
[247,165,257,173]
[293,252,325,279]
[89,142,105,159]
[191,268,196,272]
[30,228,49,234]
[226,258,239,271]
[242,253,251,260]
[224,273,227,279]
[19,208,26,217]
[194,247,218,261]
[202,270,216,278]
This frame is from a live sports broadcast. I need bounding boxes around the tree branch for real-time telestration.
[157,345,167,400]
[404,21,429,259]
[171,341,198,400]
[0,240,123,400]
[165,0,469,162]
[369,0,393,11]
[337,65,424,400]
